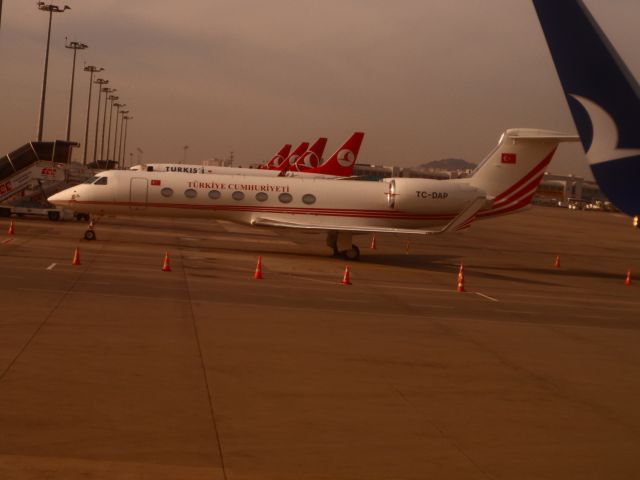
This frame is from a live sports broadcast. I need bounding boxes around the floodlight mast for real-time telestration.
[83,66,104,165]
[105,94,119,165]
[117,110,129,168]
[65,40,88,142]
[92,78,109,164]
[111,102,125,166]
[100,88,116,163]
[36,2,71,142]
[122,116,133,168]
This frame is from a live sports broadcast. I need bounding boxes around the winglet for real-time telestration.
[533,0,640,216]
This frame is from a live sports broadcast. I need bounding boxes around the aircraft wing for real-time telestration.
[251,197,487,235]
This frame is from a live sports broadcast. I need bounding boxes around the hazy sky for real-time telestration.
[1,1,639,178]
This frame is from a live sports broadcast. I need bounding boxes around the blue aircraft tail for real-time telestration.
[532,0,640,216]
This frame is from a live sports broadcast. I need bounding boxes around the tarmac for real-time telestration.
[0,206,639,479]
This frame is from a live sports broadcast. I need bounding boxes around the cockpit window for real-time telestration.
[94,177,108,185]
[82,176,99,184]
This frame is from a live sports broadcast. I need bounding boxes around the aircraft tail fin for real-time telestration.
[276,142,309,170]
[264,144,292,169]
[470,129,578,218]
[533,0,640,215]
[307,132,365,177]
[294,137,328,171]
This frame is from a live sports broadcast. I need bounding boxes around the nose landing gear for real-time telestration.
[83,215,102,241]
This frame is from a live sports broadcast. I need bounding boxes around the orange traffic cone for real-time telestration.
[253,256,263,280]
[456,263,465,293]
[554,255,561,268]
[625,269,632,286]
[7,220,14,235]
[72,247,81,266]
[370,235,377,250]
[161,252,171,272]
[341,265,352,285]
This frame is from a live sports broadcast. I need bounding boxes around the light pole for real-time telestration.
[105,95,119,165]
[100,88,115,163]
[111,102,125,165]
[82,66,103,165]
[65,40,87,142]
[117,110,129,168]
[183,145,189,164]
[36,2,70,142]
[92,78,108,164]
[122,116,133,169]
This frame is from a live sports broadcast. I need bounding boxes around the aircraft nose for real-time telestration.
[48,187,75,206]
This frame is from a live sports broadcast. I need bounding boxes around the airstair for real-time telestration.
[0,141,93,219]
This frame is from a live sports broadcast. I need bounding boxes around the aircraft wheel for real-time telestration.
[84,229,96,241]
[342,244,360,261]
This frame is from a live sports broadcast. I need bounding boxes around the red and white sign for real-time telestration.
[150,179,161,186]
[501,153,517,164]
[0,180,12,195]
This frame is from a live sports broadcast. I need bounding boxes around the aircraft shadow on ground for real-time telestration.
[142,239,613,287]
[477,264,627,281]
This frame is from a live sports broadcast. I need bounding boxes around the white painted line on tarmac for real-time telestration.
[325,298,370,304]
[2,238,14,245]
[369,284,455,294]
[408,304,455,310]
[46,263,56,270]
[496,309,535,315]
[475,292,499,302]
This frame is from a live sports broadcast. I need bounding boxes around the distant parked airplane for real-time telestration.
[130,133,364,179]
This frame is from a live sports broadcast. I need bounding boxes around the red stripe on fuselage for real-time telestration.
[69,200,459,221]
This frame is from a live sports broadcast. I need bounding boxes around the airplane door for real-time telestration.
[130,178,148,210]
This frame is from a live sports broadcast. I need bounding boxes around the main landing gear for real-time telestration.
[326,231,360,260]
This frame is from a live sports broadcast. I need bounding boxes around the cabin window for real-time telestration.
[302,194,316,205]
[161,188,174,197]
[184,188,197,199]
[82,176,99,184]
[232,191,245,201]
[278,192,293,204]
[255,192,268,202]
[94,177,108,185]
[208,190,221,200]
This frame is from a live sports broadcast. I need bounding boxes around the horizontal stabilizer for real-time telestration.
[505,130,580,141]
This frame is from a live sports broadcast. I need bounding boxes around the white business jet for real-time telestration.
[49,129,577,259]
